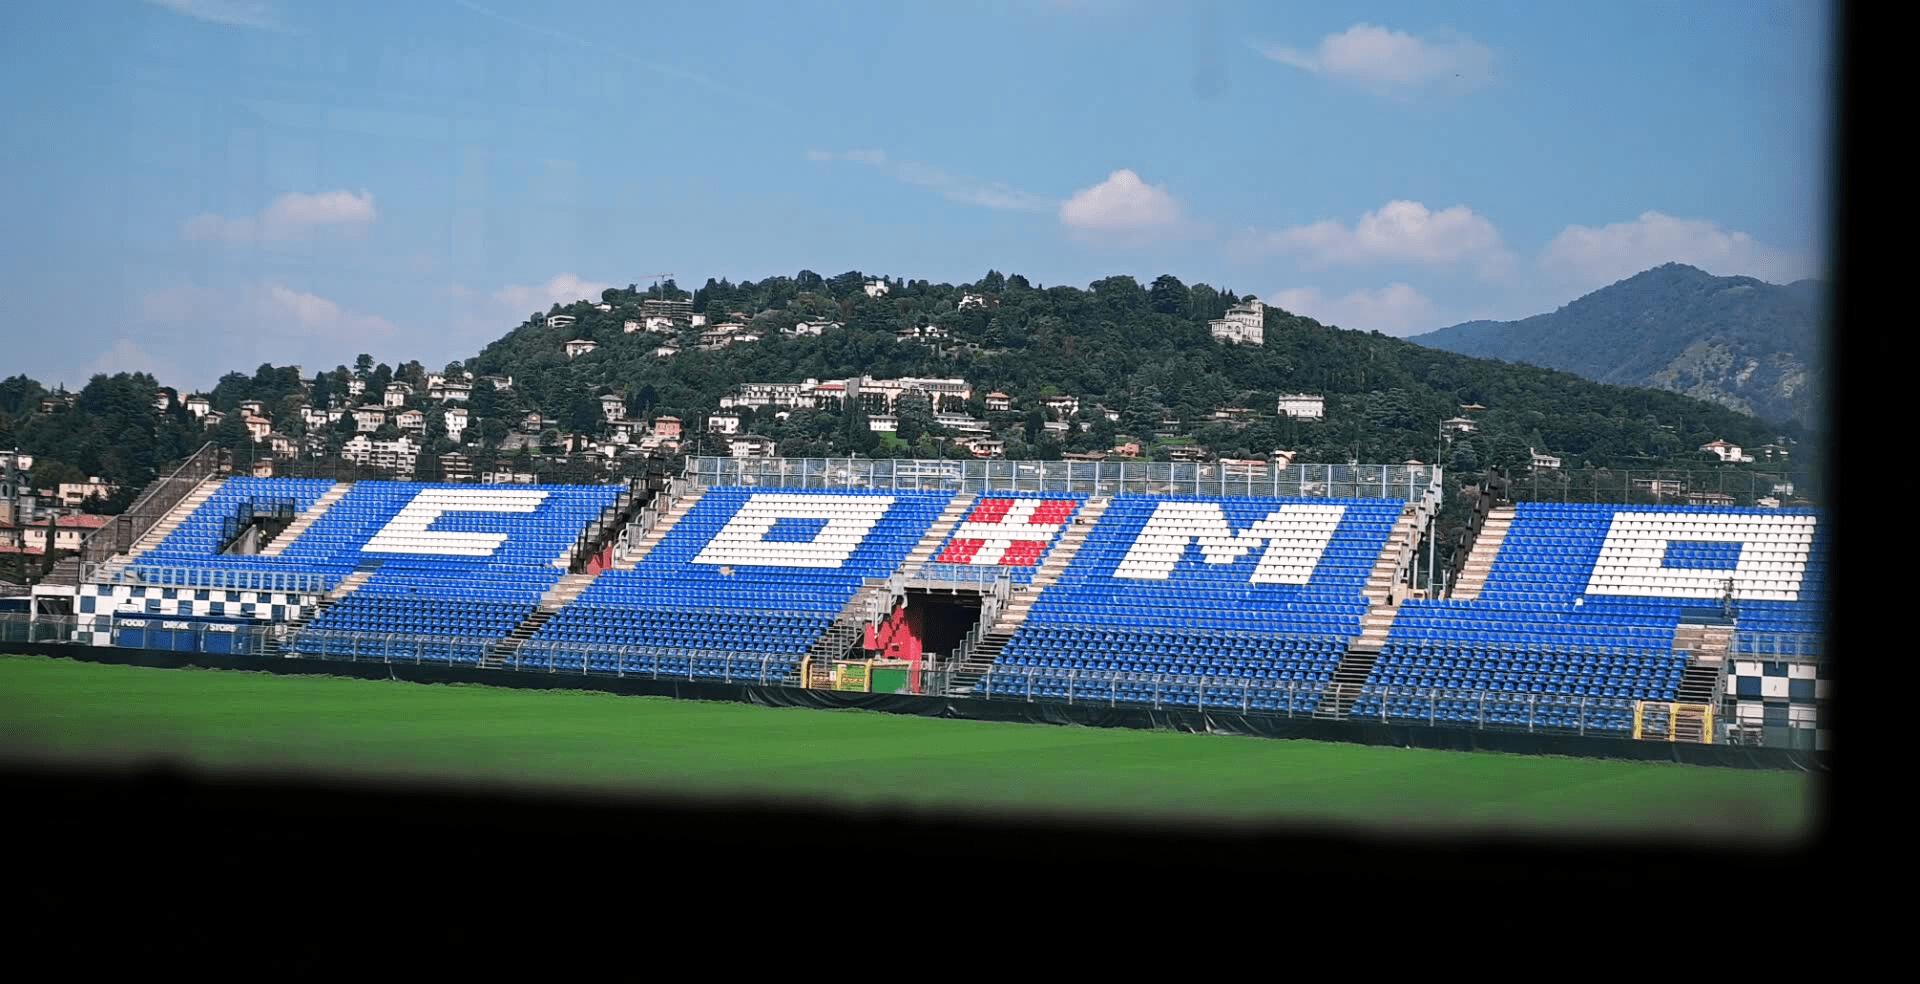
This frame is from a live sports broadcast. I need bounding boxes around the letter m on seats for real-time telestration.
[1114,502,1345,584]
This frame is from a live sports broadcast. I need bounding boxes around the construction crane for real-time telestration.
[641,273,675,294]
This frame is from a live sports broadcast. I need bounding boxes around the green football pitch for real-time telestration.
[0,654,1816,842]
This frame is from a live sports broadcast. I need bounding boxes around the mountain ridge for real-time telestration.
[1409,263,1824,427]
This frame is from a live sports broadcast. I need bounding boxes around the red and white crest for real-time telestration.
[934,497,1079,567]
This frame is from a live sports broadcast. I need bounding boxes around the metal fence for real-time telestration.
[685,456,1439,500]
[78,442,223,567]
[0,613,1825,749]
[1493,466,1821,508]
[1731,631,1825,661]
[84,564,336,593]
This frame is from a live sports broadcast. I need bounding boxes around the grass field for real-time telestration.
[0,654,1817,842]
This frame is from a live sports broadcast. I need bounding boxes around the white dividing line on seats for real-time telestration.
[1114,502,1346,584]
[1582,512,1819,600]
[692,494,896,569]
[362,489,551,557]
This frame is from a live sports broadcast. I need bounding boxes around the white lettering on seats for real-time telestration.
[362,489,551,557]
[1584,512,1818,601]
[1114,502,1346,584]
[693,494,896,569]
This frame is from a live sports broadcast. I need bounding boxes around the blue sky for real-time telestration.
[0,0,1836,392]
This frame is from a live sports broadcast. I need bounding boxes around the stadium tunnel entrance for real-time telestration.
[871,589,984,662]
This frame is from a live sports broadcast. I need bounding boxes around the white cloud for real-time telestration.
[1272,284,1437,337]
[1539,212,1822,291]
[1250,200,1516,281]
[1059,170,1187,245]
[183,189,377,244]
[124,282,407,389]
[808,150,1053,212]
[145,0,277,29]
[487,273,614,315]
[1262,23,1493,96]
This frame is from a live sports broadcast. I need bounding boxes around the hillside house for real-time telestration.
[985,392,1012,412]
[601,394,627,422]
[444,407,469,442]
[1441,415,1477,434]
[243,416,273,441]
[395,409,426,434]
[651,416,682,440]
[1277,394,1326,420]
[1209,298,1266,345]
[547,314,577,329]
[1700,439,1754,463]
[354,406,388,432]
[707,413,741,435]
[564,338,598,359]
[383,383,412,408]
[867,415,898,433]
[1530,448,1563,470]
[184,395,211,418]
[728,434,776,459]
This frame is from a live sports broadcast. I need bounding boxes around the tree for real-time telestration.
[354,354,374,376]
[1149,274,1190,316]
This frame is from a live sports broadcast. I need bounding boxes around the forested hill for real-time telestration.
[1409,263,1825,429]
[467,269,1798,468]
[0,268,1808,506]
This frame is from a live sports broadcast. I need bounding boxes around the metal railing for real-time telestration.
[0,612,1825,750]
[78,442,222,568]
[1729,631,1825,661]
[84,564,336,593]
[1493,466,1822,508]
[685,457,1437,501]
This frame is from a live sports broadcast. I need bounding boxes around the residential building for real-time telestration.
[238,399,267,417]
[243,416,273,441]
[1208,297,1266,345]
[958,293,988,310]
[547,314,577,329]
[429,378,471,402]
[624,319,644,334]
[1211,407,1256,426]
[267,433,298,459]
[787,320,839,336]
[20,514,110,553]
[202,410,226,430]
[867,414,898,433]
[1530,448,1563,470]
[985,392,1012,412]
[640,298,694,323]
[728,434,777,459]
[1269,450,1298,469]
[864,280,890,298]
[341,435,418,475]
[1700,439,1754,463]
[444,407,469,443]
[353,406,387,432]
[394,409,426,434]
[56,479,117,508]
[1688,491,1737,507]
[1042,420,1071,436]
[1633,478,1689,498]
[478,375,514,391]
[707,412,741,435]
[1440,415,1477,434]
[601,394,627,422]
[522,412,547,434]
[153,391,172,411]
[723,381,821,410]
[383,383,412,408]
[564,338,598,358]
[653,344,681,359]
[963,438,1004,458]
[184,395,211,418]
[1042,395,1080,417]
[651,416,682,440]
[439,453,476,483]
[594,302,612,312]
[935,413,991,436]
[1276,394,1326,420]
[346,378,366,399]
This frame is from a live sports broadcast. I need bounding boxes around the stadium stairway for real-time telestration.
[947,496,1112,694]
[257,483,351,557]
[89,476,224,582]
[611,485,703,571]
[262,569,374,657]
[1447,505,1515,601]
[902,493,979,581]
[1316,504,1421,720]
[794,578,896,684]
[484,572,600,669]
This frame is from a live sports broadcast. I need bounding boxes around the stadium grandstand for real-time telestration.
[9,451,1827,751]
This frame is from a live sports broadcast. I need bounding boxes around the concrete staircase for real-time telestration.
[1364,504,1424,606]
[1315,606,1399,720]
[795,579,893,684]
[89,477,223,582]
[1447,505,1515,601]
[266,570,373,656]
[258,482,350,557]
[484,572,600,669]
[949,496,1112,694]
[612,487,703,571]
[902,493,976,581]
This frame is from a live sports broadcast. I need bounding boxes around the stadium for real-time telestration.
[4,446,1828,788]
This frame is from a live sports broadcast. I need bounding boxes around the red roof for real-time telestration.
[52,514,111,528]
